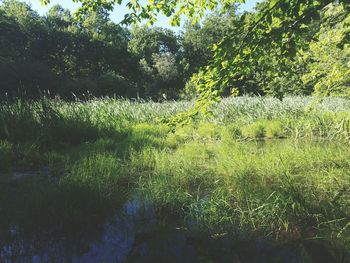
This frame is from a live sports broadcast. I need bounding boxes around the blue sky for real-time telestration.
[26,0,259,30]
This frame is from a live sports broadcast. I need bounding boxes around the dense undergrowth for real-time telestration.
[0,96,349,260]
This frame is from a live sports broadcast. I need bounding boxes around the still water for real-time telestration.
[1,152,349,263]
[1,196,346,263]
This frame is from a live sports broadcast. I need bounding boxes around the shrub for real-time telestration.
[180,74,198,100]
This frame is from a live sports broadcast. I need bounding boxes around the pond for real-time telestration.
[0,188,346,263]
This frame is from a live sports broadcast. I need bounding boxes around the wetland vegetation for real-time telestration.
[0,97,349,262]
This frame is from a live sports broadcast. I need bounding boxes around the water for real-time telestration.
[1,196,346,263]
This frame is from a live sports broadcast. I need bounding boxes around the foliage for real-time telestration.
[0,1,146,99]
[3,0,227,100]
[180,73,199,100]
[128,25,184,99]
[174,0,350,122]
[40,0,237,26]
[39,0,350,98]
[180,6,239,77]
[301,4,350,97]
[4,0,350,103]
[128,25,179,60]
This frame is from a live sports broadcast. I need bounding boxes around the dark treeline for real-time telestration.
[0,0,226,100]
[1,0,349,100]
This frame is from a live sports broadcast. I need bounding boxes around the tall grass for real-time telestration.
[135,128,350,241]
[0,96,349,144]
[0,96,349,259]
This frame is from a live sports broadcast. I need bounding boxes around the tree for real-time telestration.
[301,4,350,97]
[46,4,73,31]
[128,25,179,61]
[128,25,183,98]
[40,0,350,119]
[0,0,138,99]
[40,0,236,26]
[181,6,239,77]
[0,9,26,62]
[0,0,58,97]
[188,0,350,122]
[1,0,48,61]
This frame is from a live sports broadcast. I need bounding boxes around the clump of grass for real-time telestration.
[241,121,266,139]
[138,142,219,212]
[0,140,13,172]
[13,143,42,169]
[0,141,44,171]
[45,151,70,178]
[196,123,223,140]
[265,120,286,138]
[0,100,41,142]
[1,97,349,146]
[240,119,287,139]
[0,99,127,148]
[127,123,170,150]
[65,153,130,197]
[223,124,242,140]
[125,147,158,191]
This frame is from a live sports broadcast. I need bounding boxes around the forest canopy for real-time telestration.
[0,0,349,101]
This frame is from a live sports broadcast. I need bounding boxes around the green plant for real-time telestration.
[0,140,13,172]
[265,120,286,138]
[241,121,266,139]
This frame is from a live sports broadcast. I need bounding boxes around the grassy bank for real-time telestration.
[0,96,349,259]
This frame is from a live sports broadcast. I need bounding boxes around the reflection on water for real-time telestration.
[1,197,346,263]
[0,199,150,263]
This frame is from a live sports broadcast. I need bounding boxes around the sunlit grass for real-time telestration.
[0,96,349,256]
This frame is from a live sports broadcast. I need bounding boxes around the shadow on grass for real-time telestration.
[0,99,129,147]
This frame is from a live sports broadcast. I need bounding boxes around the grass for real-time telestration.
[0,96,349,260]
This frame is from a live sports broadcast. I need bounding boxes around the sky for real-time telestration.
[26,0,260,30]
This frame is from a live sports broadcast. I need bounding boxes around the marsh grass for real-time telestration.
[0,141,13,171]
[0,96,349,259]
[138,138,350,239]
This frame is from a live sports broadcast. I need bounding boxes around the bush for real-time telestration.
[180,73,198,100]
